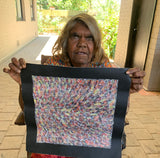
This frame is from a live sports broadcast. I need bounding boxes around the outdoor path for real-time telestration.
[0,35,160,158]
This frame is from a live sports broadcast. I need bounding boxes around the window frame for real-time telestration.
[30,0,35,21]
[15,0,25,21]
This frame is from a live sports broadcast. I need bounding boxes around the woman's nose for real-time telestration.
[77,37,87,48]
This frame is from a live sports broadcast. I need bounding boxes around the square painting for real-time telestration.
[21,64,130,158]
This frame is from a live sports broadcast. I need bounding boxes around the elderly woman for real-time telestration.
[3,13,145,158]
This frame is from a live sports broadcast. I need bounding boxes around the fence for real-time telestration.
[38,10,87,34]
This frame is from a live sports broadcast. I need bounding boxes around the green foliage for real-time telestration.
[37,10,64,34]
[37,0,91,10]
[37,0,120,59]
[37,0,49,9]
[93,0,120,59]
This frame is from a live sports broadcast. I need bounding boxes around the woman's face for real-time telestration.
[67,22,94,67]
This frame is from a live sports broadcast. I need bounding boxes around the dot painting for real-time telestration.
[32,76,118,149]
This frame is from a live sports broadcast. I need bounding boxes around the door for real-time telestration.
[125,0,157,70]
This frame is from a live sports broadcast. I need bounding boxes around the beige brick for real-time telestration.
[154,139,160,147]
[126,112,138,120]
[131,109,149,115]
[0,132,5,143]
[0,113,15,121]
[23,133,26,144]
[126,134,140,146]
[2,101,18,107]
[0,121,10,131]
[129,120,145,129]
[144,124,160,134]
[151,134,160,146]
[0,150,19,158]
[139,140,159,154]
[11,109,22,125]
[18,144,27,158]
[149,112,160,119]
[124,125,132,134]
[147,154,160,158]
[152,134,160,139]
[0,136,23,149]
[122,155,128,158]
[131,129,153,140]
[137,114,157,124]
[6,125,26,136]
[122,147,147,158]
[1,106,19,113]
[157,146,160,153]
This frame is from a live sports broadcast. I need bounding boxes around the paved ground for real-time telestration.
[0,36,160,158]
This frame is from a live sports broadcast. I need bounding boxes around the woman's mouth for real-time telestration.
[75,52,87,55]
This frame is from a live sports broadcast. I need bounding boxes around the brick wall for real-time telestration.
[0,0,38,62]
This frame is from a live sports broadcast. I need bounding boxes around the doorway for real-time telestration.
[125,0,157,70]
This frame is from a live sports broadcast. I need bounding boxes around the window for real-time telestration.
[15,0,25,21]
[30,0,35,21]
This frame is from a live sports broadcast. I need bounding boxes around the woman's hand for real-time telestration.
[126,68,145,94]
[3,57,26,85]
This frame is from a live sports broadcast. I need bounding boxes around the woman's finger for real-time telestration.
[131,78,143,84]
[131,83,143,92]
[126,68,145,78]
[3,68,10,73]
[126,68,140,75]
[19,58,26,69]
[132,71,145,78]
[8,63,21,73]
[11,57,21,69]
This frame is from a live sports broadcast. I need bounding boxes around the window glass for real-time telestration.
[15,0,24,21]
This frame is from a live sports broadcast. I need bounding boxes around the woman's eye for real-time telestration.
[70,34,79,40]
[74,35,79,39]
[86,36,94,41]
[87,36,93,41]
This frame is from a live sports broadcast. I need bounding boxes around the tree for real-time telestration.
[37,0,49,10]
[93,0,120,59]
[47,0,91,10]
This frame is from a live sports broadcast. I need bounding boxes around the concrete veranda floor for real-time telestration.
[0,35,160,158]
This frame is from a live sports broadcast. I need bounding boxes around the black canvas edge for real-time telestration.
[21,63,131,158]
